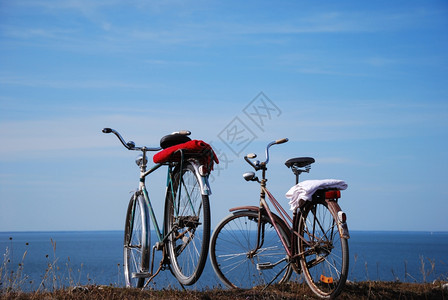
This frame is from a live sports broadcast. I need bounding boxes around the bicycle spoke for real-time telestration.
[308,205,330,242]
[180,175,198,216]
[124,195,150,288]
[298,200,349,298]
[105,129,213,288]
[210,211,292,289]
[166,163,210,285]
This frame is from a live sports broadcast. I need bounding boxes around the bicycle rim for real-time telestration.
[210,210,292,289]
[123,194,150,288]
[165,163,210,285]
[298,200,349,298]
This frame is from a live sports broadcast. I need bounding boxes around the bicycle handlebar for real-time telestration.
[102,127,162,152]
[244,138,289,170]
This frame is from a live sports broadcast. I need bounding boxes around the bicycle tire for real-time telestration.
[296,199,349,298]
[164,162,210,286]
[210,210,292,289]
[123,194,150,288]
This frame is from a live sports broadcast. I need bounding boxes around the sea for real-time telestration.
[1,230,447,291]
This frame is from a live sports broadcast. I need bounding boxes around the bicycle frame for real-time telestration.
[104,127,210,245]
[136,149,212,288]
[230,185,294,257]
[104,127,214,288]
[137,160,165,243]
[138,152,206,246]
[231,183,350,259]
[210,138,350,297]
[231,139,350,268]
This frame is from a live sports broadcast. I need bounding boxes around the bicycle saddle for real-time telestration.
[160,134,191,149]
[285,157,315,168]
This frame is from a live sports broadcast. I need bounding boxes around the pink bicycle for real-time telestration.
[209,138,349,298]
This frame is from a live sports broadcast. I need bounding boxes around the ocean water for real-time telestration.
[1,230,447,291]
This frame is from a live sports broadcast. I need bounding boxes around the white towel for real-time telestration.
[285,179,348,211]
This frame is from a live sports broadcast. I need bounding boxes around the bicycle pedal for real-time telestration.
[257,262,274,270]
[132,272,151,278]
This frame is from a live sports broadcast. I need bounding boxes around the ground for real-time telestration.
[2,281,448,300]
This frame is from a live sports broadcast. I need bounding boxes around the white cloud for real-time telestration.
[0,110,234,160]
[0,115,159,158]
[4,2,444,52]
[143,59,200,66]
[0,76,157,89]
[365,57,400,67]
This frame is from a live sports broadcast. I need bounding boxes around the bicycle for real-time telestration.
[209,138,349,298]
[102,128,218,288]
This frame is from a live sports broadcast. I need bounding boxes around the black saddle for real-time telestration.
[160,134,191,149]
[285,157,315,168]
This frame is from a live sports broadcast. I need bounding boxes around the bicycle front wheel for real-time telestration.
[210,210,292,289]
[123,194,150,288]
[297,200,349,298]
[165,162,210,286]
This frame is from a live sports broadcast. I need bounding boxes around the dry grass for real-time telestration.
[1,281,447,300]
[2,237,448,299]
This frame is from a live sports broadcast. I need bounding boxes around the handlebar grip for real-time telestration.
[102,128,112,133]
[171,130,191,136]
[246,153,257,159]
[178,130,191,136]
[275,138,289,144]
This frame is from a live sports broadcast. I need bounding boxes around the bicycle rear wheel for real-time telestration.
[210,210,292,289]
[123,194,150,288]
[165,162,210,286]
[296,199,349,298]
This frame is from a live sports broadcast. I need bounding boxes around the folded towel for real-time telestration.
[285,179,347,211]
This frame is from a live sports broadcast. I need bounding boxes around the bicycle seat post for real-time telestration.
[285,157,315,185]
[292,165,311,184]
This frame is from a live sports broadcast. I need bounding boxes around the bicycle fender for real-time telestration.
[229,206,259,213]
[228,206,287,227]
[190,160,212,196]
[326,199,350,239]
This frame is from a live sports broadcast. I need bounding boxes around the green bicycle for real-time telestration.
[103,128,217,288]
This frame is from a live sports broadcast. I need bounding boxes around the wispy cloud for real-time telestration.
[0,115,159,158]
[2,26,75,39]
[318,156,360,165]
[295,67,368,77]
[0,110,232,160]
[0,75,157,89]
[143,59,200,66]
[273,99,448,143]
[3,2,445,51]
[365,57,400,67]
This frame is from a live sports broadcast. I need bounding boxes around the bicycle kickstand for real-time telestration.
[142,246,160,289]
[261,262,290,292]
[142,246,186,291]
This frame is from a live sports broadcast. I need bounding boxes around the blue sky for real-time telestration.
[0,1,447,232]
